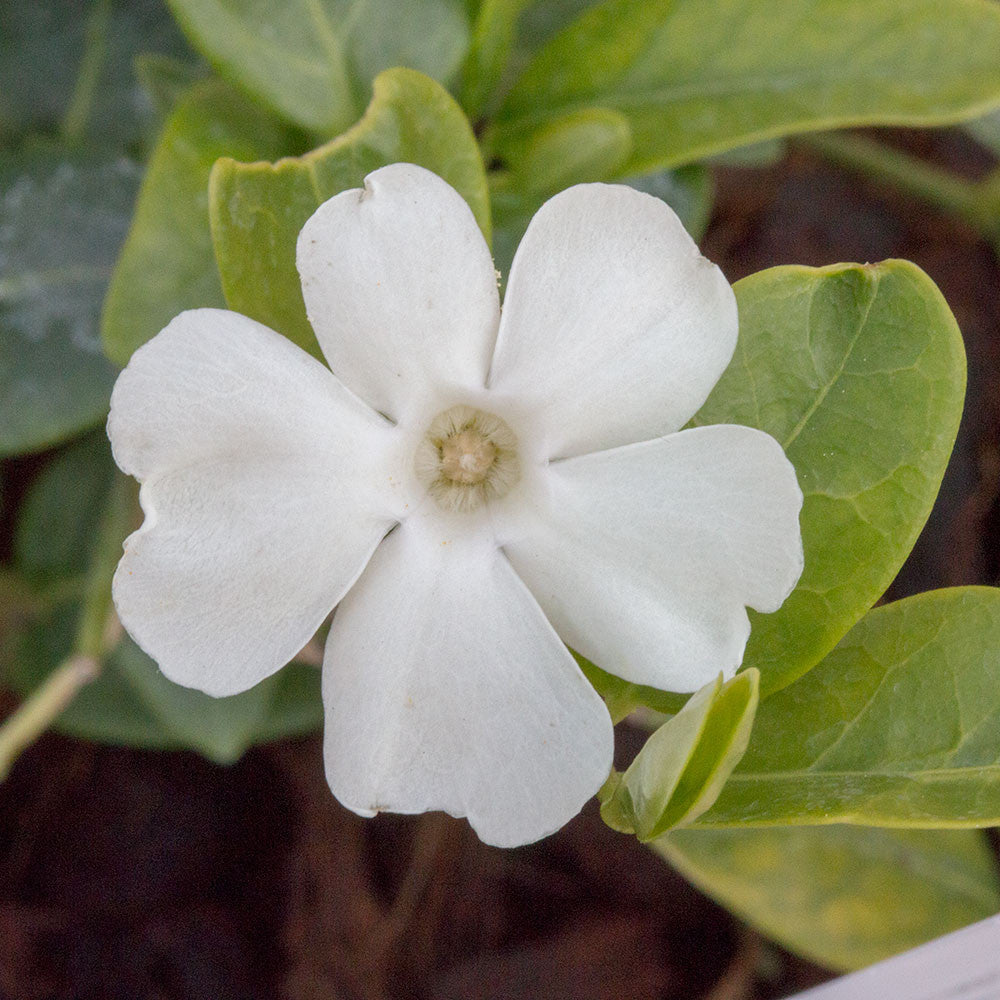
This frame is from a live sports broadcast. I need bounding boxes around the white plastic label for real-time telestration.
[789,914,1000,999]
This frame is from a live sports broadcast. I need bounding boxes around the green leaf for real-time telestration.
[694,587,1000,828]
[134,52,210,120]
[459,0,533,119]
[113,638,322,764]
[4,430,325,759]
[657,826,1000,972]
[100,78,298,365]
[492,0,1000,174]
[6,601,323,759]
[576,654,686,723]
[13,431,116,584]
[209,67,490,357]
[513,107,632,196]
[0,0,189,148]
[0,145,139,456]
[166,0,471,135]
[695,261,966,696]
[601,671,758,840]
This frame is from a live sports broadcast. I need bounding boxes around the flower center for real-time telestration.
[415,405,520,512]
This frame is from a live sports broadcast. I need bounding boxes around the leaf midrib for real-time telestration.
[725,763,1000,783]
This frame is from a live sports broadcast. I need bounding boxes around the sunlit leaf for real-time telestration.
[658,826,1000,971]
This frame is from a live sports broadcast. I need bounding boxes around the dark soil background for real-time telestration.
[2,130,999,1000]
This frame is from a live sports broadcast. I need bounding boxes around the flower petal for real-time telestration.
[297,163,500,422]
[488,183,737,458]
[321,521,614,847]
[505,425,804,692]
[109,309,399,696]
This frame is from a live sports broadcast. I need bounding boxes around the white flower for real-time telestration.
[107,163,803,847]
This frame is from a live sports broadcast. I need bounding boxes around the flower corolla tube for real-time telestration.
[108,163,803,847]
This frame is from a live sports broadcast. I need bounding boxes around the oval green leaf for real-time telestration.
[493,0,1000,174]
[209,67,490,357]
[166,0,470,135]
[657,826,1000,972]
[696,260,966,696]
[1,146,138,456]
[100,78,298,365]
[696,587,1000,828]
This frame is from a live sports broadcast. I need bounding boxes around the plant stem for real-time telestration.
[0,655,99,781]
[60,0,112,143]
[797,131,1000,245]
[0,474,133,780]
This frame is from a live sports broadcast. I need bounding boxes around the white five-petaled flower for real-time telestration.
[108,163,803,847]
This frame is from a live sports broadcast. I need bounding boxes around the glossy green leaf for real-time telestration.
[657,826,1000,972]
[209,67,490,357]
[695,261,966,696]
[694,587,1000,828]
[601,671,758,840]
[493,0,1000,174]
[0,0,188,148]
[100,79,298,365]
[0,146,138,456]
[166,0,471,135]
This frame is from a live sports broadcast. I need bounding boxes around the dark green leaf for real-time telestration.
[14,431,116,583]
[0,0,189,149]
[6,600,323,758]
[100,78,298,365]
[0,146,139,456]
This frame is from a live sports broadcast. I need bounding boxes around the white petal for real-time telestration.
[505,425,804,692]
[488,183,738,458]
[297,163,500,422]
[321,521,613,847]
[108,309,399,696]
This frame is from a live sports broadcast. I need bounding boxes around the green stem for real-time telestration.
[0,475,133,780]
[797,131,1000,245]
[60,0,112,142]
